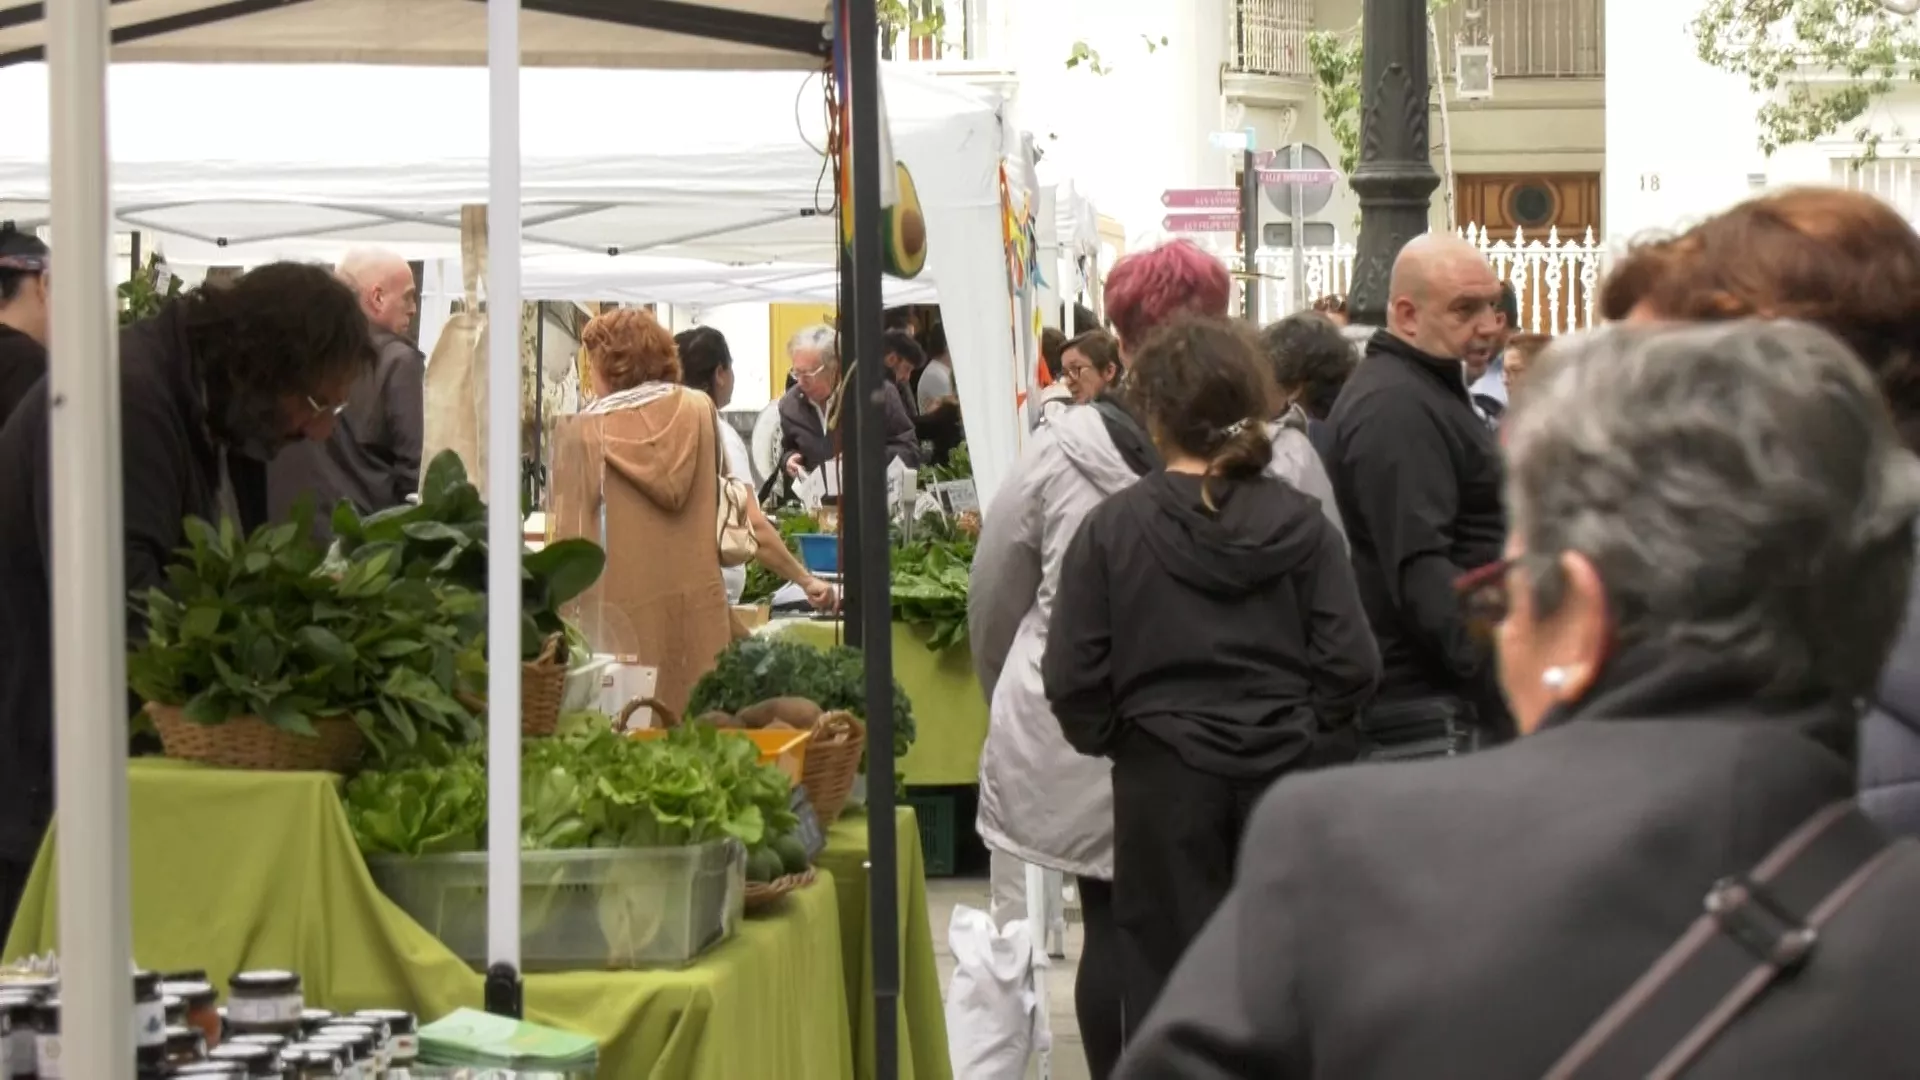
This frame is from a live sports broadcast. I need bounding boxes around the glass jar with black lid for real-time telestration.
[0,991,35,1079]
[303,1032,369,1080]
[168,1063,248,1077]
[164,1022,206,1066]
[313,1025,383,1073]
[351,1010,416,1068]
[282,1045,347,1078]
[206,1041,280,1078]
[296,1009,335,1037]
[225,972,303,1039]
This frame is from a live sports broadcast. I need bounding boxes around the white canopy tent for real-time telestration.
[20,1,922,1073]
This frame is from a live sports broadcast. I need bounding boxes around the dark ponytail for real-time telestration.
[674,325,733,400]
[1124,314,1274,509]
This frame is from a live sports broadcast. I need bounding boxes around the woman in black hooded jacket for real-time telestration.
[1043,313,1379,1040]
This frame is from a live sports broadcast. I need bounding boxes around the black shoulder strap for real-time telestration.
[1545,801,1901,1080]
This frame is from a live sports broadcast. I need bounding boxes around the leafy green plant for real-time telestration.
[118,253,182,327]
[128,510,486,758]
[332,450,606,661]
[890,513,975,652]
[1306,28,1363,178]
[1693,0,1920,159]
[344,724,799,856]
[1065,39,1110,75]
[687,637,918,762]
[741,510,822,605]
[916,441,972,488]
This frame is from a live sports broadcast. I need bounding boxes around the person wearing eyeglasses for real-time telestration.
[775,323,920,482]
[268,247,424,542]
[0,261,373,931]
[1116,321,1920,1079]
[0,224,50,428]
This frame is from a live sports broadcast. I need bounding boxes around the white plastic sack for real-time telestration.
[945,904,1042,1080]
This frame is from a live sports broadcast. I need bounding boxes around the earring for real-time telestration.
[1541,666,1570,692]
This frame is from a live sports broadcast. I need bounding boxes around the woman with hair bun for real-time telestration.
[1042,314,1379,1041]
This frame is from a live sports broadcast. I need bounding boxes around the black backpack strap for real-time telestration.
[1545,801,1900,1080]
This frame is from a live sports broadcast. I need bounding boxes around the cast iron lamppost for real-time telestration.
[1345,0,1442,328]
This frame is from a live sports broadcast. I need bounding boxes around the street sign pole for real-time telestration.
[1242,145,1260,324]
[1290,143,1308,314]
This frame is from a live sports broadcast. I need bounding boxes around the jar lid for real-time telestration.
[161,979,218,1008]
[165,1023,205,1053]
[306,1032,368,1060]
[314,1024,378,1048]
[169,1064,248,1077]
[163,994,185,1021]
[298,1007,335,1025]
[33,997,59,1029]
[208,1043,275,1062]
[161,968,208,984]
[353,1007,416,1034]
[287,1041,350,1066]
[227,1032,287,1050]
[132,968,160,1000]
[228,970,301,995]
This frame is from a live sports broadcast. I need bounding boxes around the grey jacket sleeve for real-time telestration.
[882,383,924,469]
[968,452,1046,702]
[1117,784,1314,1078]
[381,344,426,502]
[1270,419,1345,548]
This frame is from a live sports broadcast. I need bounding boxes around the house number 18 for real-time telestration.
[1640,173,1662,191]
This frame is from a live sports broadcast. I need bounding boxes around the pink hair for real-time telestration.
[1103,240,1233,348]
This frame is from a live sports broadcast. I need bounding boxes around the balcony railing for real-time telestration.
[881,0,968,63]
[1231,0,1315,79]
[1435,0,1604,80]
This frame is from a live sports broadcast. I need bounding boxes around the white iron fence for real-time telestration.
[1231,0,1316,78]
[1433,0,1604,80]
[1249,224,1606,334]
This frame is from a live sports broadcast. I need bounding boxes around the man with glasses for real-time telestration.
[269,247,425,541]
[776,323,921,482]
[0,261,373,930]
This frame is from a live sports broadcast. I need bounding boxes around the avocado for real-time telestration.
[746,846,785,884]
[770,833,810,876]
[883,162,928,280]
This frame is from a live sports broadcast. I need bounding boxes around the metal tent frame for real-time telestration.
[23,0,902,1074]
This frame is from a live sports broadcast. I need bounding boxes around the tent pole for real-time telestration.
[838,242,864,651]
[844,0,901,1075]
[48,0,135,1072]
[484,0,526,1019]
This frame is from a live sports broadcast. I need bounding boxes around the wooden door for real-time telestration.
[1454,172,1600,238]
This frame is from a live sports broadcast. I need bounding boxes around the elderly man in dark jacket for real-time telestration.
[268,248,424,540]
[0,263,373,931]
[1323,234,1510,744]
[777,323,920,478]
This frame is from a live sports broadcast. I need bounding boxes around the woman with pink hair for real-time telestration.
[969,240,1336,1076]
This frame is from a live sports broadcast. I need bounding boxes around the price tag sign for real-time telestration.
[789,786,829,861]
[932,479,979,516]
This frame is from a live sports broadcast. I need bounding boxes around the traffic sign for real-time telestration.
[1258,167,1340,185]
[1161,188,1240,210]
[1162,212,1242,234]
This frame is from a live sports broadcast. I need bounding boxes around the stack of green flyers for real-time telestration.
[418,1008,599,1073]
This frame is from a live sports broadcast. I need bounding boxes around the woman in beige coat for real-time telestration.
[549,308,731,716]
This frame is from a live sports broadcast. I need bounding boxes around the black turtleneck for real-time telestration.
[0,323,47,431]
[1323,329,1509,734]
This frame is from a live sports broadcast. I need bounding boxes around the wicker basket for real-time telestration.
[458,634,570,738]
[744,869,817,914]
[148,703,366,773]
[801,712,865,828]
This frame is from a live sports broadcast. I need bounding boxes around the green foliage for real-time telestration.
[127,507,486,759]
[916,441,972,488]
[1307,27,1364,178]
[1692,0,1920,158]
[741,510,822,606]
[343,725,799,857]
[877,0,946,43]
[890,513,975,653]
[333,450,606,662]
[687,636,918,761]
[1065,40,1111,75]
[117,254,182,327]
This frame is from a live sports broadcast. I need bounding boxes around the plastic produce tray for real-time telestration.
[368,839,745,970]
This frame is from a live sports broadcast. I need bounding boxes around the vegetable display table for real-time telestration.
[817,809,953,1080]
[4,760,857,1078]
[774,619,989,786]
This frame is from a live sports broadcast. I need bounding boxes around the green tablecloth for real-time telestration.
[775,619,989,786]
[817,809,953,1080]
[5,760,867,1079]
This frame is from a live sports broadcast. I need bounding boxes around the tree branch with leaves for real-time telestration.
[1692,0,1920,159]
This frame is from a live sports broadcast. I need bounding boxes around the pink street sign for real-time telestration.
[1258,167,1341,184]
[1160,188,1240,210]
[1162,212,1243,234]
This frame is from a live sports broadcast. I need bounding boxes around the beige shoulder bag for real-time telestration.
[714,405,758,568]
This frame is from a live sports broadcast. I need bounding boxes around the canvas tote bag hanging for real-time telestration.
[422,205,491,494]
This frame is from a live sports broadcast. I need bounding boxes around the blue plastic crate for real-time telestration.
[796,533,839,575]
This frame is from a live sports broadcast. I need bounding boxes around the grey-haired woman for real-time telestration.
[1121,320,1920,1079]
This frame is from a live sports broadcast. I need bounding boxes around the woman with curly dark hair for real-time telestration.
[1043,313,1379,1046]
[0,259,372,931]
